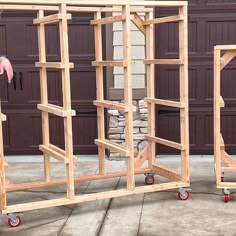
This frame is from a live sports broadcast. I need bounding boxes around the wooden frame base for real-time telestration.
[3,181,189,214]
[0,1,189,216]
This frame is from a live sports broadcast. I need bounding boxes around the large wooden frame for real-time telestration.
[214,45,236,193]
[0,1,189,218]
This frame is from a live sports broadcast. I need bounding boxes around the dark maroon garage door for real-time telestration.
[0,11,98,154]
[156,0,236,154]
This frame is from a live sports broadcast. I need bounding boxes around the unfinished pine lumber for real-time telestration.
[214,46,236,202]
[0,1,190,220]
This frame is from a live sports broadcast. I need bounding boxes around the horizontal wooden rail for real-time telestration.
[6,168,152,192]
[0,5,153,12]
[95,139,130,156]
[33,13,71,24]
[49,144,65,156]
[215,45,236,50]
[0,4,58,10]
[39,145,69,163]
[143,15,184,25]
[68,7,153,13]
[92,60,132,67]
[37,104,76,117]
[146,135,185,150]
[221,167,236,173]
[94,100,128,112]
[144,59,183,65]
[218,182,236,188]
[91,15,124,25]
[145,98,185,108]
[3,181,189,214]
[0,1,187,7]
[35,62,74,69]
[49,144,78,163]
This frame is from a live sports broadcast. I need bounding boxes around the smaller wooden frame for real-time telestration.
[214,45,236,189]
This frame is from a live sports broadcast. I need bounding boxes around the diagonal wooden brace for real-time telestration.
[221,150,236,167]
[220,50,236,71]
[134,146,148,169]
[131,12,146,35]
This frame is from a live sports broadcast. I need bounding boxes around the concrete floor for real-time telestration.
[0,155,236,236]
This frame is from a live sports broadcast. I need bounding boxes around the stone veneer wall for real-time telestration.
[108,100,148,160]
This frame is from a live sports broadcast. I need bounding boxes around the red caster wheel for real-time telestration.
[178,191,190,200]
[224,194,230,203]
[221,177,224,182]
[8,216,22,227]
[144,176,155,185]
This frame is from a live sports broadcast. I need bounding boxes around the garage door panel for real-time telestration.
[189,69,198,101]
[206,0,236,7]
[158,114,180,142]
[221,114,236,146]
[72,115,98,154]
[206,19,236,53]
[158,110,236,154]
[3,112,42,154]
[189,0,198,6]
[0,74,10,103]
[203,66,236,103]
[157,114,198,153]
[157,21,198,57]
[221,68,236,100]
[68,22,95,60]
[2,121,10,149]
[0,12,98,154]
[157,66,197,102]
[70,68,96,103]
[0,24,7,56]
[157,66,179,100]
[156,3,236,153]
[158,12,236,60]
[157,114,180,153]
[157,22,179,56]
[204,68,214,101]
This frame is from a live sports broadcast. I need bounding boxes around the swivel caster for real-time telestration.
[222,188,230,203]
[7,213,23,228]
[178,188,191,200]
[144,173,155,185]
[224,194,230,203]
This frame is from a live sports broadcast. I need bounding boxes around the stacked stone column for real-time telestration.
[108,100,148,160]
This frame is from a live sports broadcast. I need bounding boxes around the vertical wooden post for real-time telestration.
[214,48,221,186]
[0,103,6,211]
[37,9,51,182]
[94,11,106,175]
[179,5,189,183]
[122,5,135,190]
[59,3,75,199]
[145,10,156,168]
